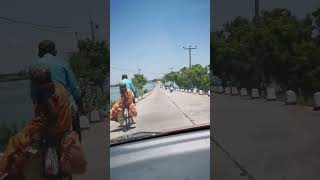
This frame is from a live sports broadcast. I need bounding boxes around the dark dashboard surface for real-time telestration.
[110,129,210,180]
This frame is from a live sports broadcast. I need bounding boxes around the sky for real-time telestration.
[110,0,210,85]
[0,0,108,73]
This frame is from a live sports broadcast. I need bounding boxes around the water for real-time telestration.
[110,82,157,102]
[0,80,157,126]
[0,80,32,128]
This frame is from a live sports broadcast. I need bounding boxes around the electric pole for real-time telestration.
[75,32,79,48]
[183,45,197,68]
[138,67,141,74]
[254,0,260,20]
[89,16,95,41]
[169,67,174,72]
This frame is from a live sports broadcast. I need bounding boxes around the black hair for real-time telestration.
[38,40,57,58]
[122,74,128,80]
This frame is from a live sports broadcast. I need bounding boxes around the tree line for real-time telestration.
[212,8,320,98]
[162,64,210,91]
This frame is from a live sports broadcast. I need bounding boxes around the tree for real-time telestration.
[132,74,148,97]
[69,38,109,109]
[213,8,320,98]
[162,64,209,91]
[69,39,109,91]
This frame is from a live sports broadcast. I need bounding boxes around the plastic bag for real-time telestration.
[44,147,59,176]
[60,131,87,174]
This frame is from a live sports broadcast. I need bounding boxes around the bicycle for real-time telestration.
[23,138,72,180]
[120,105,134,132]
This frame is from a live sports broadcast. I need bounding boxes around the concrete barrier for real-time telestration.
[199,90,203,95]
[285,90,297,105]
[193,88,197,94]
[313,92,320,110]
[231,87,239,95]
[89,110,101,123]
[218,86,224,94]
[240,88,248,96]
[80,115,90,129]
[225,87,231,95]
[251,88,260,98]
[213,86,219,93]
[266,87,276,100]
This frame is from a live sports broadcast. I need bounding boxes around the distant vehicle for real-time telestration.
[110,124,210,180]
[170,86,174,93]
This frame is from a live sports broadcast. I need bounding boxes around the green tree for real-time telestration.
[132,74,148,97]
[68,39,109,109]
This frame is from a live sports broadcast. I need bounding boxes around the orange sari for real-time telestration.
[0,82,72,176]
[110,89,137,121]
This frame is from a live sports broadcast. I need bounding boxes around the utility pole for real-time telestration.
[254,0,260,20]
[89,16,95,41]
[183,45,197,68]
[75,32,79,48]
[169,67,174,72]
[138,67,141,74]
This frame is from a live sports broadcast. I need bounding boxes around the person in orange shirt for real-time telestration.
[110,82,137,125]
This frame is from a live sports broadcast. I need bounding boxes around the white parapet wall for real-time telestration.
[218,86,224,93]
[313,92,320,110]
[90,110,101,123]
[285,90,297,105]
[225,87,231,95]
[266,87,276,100]
[80,115,90,129]
[240,88,248,96]
[251,88,260,98]
[231,87,239,95]
[193,88,197,94]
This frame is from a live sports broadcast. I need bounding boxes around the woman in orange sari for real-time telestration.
[0,65,72,178]
[110,82,137,123]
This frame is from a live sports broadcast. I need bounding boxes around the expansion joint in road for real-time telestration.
[162,90,196,126]
[211,135,257,180]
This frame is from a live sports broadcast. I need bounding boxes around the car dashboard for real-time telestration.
[110,129,210,180]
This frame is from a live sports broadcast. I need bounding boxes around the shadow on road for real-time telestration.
[110,126,136,132]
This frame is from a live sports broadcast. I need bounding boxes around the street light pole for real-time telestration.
[183,45,197,68]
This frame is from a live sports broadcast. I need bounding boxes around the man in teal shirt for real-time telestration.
[30,40,84,140]
[122,74,137,103]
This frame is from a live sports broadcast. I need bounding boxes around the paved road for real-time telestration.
[110,84,210,140]
[74,121,108,180]
[213,94,320,180]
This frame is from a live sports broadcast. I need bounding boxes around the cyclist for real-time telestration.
[121,74,137,104]
[110,82,137,124]
[30,40,84,141]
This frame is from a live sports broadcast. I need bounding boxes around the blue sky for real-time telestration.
[110,0,210,85]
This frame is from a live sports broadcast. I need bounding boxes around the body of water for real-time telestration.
[110,82,157,102]
[0,80,32,128]
[0,80,157,127]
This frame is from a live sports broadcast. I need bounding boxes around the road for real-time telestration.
[110,84,210,140]
[74,121,108,180]
[213,94,320,180]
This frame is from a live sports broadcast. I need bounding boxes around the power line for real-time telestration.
[0,17,75,33]
[0,16,72,29]
[110,65,136,73]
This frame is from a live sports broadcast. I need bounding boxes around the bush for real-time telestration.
[143,89,149,94]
